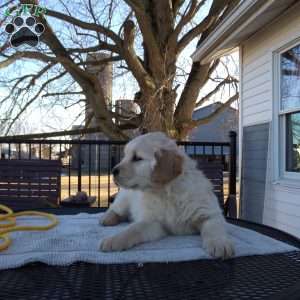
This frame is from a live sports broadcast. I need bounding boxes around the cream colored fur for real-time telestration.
[99,132,234,259]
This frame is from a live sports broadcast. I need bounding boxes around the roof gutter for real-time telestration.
[191,0,277,64]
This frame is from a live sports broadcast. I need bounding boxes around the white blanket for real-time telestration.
[0,213,297,270]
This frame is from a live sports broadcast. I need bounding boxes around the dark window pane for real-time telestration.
[281,44,300,110]
[286,112,300,172]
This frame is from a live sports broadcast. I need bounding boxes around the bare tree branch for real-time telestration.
[191,93,239,127]
[67,43,118,54]
[0,52,55,68]
[177,0,232,53]
[177,14,214,53]
[123,0,164,73]
[79,56,122,66]
[171,0,206,44]
[5,71,67,134]
[42,91,83,98]
[0,63,56,107]
[196,76,238,107]
[121,20,155,92]
[0,1,14,9]
[46,9,122,46]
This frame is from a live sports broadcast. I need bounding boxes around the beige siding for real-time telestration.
[242,6,300,237]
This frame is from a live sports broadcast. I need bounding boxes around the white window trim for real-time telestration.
[273,38,300,183]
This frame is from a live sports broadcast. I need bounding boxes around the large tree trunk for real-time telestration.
[140,88,176,134]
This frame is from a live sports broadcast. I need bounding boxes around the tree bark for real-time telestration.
[174,61,212,139]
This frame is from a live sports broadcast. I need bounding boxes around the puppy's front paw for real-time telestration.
[99,235,132,252]
[99,210,121,226]
[203,236,235,259]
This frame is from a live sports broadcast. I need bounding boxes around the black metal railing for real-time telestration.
[0,132,237,214]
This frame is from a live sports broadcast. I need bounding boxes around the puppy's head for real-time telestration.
[113,132,183,190]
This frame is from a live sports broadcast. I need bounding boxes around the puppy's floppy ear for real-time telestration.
[151,149,183,185]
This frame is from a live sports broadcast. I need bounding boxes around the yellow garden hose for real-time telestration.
[0,204,59,252]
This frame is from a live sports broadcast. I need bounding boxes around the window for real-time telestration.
[286,112,300,172]
[279,43,300,176]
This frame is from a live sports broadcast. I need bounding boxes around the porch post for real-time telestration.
[227,131,237,218]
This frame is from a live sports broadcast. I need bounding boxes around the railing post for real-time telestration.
[227,131,237,218]
[78,144,82,192]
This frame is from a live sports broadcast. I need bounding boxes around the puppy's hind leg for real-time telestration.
[99,190,130,226]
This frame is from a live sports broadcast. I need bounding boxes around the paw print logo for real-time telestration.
[5,16,45,48]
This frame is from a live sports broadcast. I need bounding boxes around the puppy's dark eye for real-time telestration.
[132,154,143,162]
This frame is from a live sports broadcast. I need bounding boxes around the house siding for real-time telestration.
[241,6,300,236]
[242,4,300,127]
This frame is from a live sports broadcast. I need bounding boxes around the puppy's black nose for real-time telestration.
[112,166,119,176]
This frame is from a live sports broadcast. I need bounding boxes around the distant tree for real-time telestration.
[0,0,238,140]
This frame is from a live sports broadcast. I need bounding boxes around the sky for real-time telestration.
[0,0,239,136]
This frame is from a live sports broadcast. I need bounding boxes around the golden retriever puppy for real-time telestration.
[99,132,234,259]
